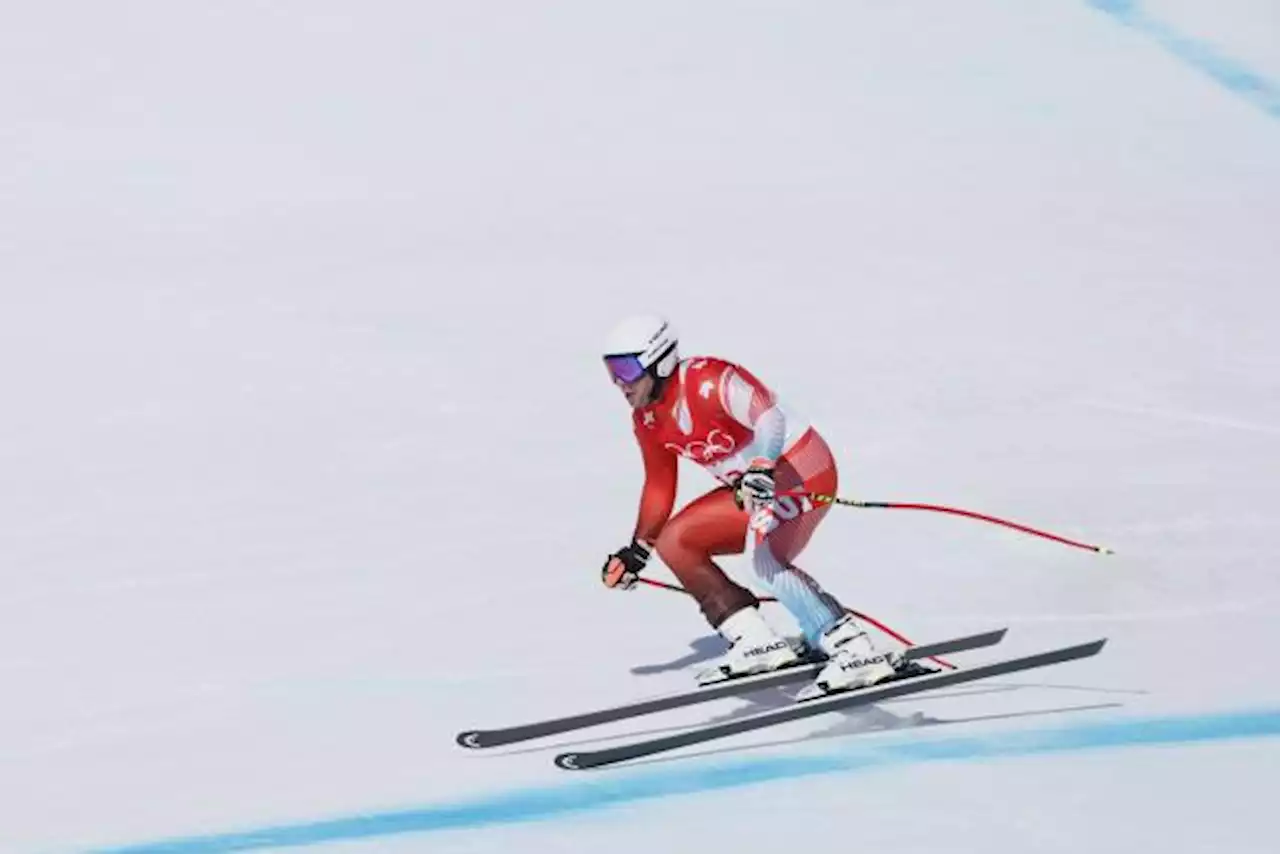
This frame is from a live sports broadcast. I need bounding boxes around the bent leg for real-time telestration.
[752,540,845,648]
[749,432,847,647]
[653,487,758,629]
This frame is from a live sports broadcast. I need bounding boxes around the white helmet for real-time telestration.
[602,315,680,383]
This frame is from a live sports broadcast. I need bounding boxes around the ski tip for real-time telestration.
[554,752,585,770]
[1063,638,1108,659]
[456,730,486,749]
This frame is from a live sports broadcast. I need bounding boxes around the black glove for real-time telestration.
[602,539,651,590]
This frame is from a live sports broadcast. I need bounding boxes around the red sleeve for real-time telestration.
[633,423,678,546]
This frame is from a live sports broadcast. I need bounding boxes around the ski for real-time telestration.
[455,628,1006,749]
[553,637,1106,770]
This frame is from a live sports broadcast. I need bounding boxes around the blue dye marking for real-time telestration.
[1087,0,1280,118]
[96,708,1280,853]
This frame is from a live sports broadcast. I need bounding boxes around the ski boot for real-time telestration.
[695,607,807,686]
[796,614,921,700]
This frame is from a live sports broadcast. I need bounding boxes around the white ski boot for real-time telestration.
[695,607,804,686]
[796,614,903,700]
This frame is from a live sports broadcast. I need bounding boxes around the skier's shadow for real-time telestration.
[622,700,1128,769]
[629,635,727,676]
[628,635,923,737]
[485,682,1047,758]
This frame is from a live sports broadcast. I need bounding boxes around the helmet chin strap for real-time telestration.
[644,343,678,405]
[646,369,669,405]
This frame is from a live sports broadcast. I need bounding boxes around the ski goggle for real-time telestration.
[603,353,647,384]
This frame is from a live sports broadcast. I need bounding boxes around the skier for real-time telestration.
[600,314,912,698]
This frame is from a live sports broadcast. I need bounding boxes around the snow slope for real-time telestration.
[2,1,1278,851]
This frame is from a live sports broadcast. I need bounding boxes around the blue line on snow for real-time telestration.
[96,708,1280,853]
[1086,0,1280,119]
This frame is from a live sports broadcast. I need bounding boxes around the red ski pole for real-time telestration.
[779,492,1114,555]
[635,576,956,670]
